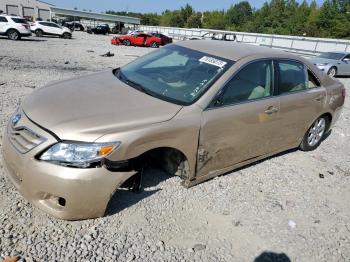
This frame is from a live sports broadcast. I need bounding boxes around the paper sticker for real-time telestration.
[199,56,227,68]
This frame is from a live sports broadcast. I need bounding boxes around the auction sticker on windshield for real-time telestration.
[199,56,227,68]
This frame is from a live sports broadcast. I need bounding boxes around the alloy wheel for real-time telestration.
[307,118,326,147]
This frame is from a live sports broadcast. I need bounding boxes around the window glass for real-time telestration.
[343,54,350,60]
[50,23,59,28]
[11,17,27,23]
[307,70,320,88]
[0,17,8,22]
[220,60,273,105]
[278,61,307,94]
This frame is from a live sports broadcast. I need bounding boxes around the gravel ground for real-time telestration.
[0,32,349,262]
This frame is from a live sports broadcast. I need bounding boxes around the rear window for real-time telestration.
[0,17,8,22]
[11,17,27,23]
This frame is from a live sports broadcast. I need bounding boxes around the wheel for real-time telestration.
[150,41,158,48]
[123,39,131,46]
[7,29,20,40]
[327,67,337,77]
[62,33,71,39]
[35,29,43,37]
[300,116,328,151]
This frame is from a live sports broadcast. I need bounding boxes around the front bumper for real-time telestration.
[2,112,136,220]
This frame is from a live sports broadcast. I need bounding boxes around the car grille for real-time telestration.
[8,125,46,154]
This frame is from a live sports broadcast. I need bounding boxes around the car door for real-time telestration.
[197,59,282,177]
[40,22,51,34]
[0,16,8,33]
[338,54,350,75]
[276,59,327,147]
[134,34,146,46]
[49,23,62,35]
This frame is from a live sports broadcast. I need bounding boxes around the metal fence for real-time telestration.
[139,25,350,56]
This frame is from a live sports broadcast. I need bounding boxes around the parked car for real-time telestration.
[0,15,31,40]
[63,21,84,31]
[3,41,345,220]
[308,52,350,77]
[87,24,110,35]
[111,32,161,47]
[31,21,72,39]
[187,32,236,41]
[150,32,173,45]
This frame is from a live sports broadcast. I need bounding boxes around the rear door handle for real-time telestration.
[264,106,279,115]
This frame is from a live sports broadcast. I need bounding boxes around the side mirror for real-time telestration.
[343,58,350,62]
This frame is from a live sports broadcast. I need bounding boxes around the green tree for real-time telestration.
[226,1,253,29]
[186,12,202,28]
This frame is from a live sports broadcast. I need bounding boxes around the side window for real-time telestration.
[51,23,59,28]
[307,69,320,89]
[220,60,273,105]
[343,54,350,60]
[0,17,8,22]
[277,60,307,94]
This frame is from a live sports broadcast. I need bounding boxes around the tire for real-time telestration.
[327,67,337,77]
[7,29,20,40]
[35,29,43,37]
[300,115,328,151]
[123,39,131,46]
[62,33,71,39]
[150,41,158,48]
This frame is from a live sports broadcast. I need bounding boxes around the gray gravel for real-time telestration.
[0,32,350,262]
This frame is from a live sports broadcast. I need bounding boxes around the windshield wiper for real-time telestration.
[117,69,157,98]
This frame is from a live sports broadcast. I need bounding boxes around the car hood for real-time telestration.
[22,70,182,142]
[307,57,337,65]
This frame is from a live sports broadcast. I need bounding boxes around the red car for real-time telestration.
[111,33,163,48]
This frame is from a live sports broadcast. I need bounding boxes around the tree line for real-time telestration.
[106,0,350,39]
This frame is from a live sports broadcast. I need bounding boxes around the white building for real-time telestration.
[0,0,52,21]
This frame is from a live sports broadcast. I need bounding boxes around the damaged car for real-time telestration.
[2,41,345,220]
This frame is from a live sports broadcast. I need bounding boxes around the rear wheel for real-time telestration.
[300,116,328,151]
[327,67,337,77]
[150,41,158,48]
[35,29,43,37]
[123,39,131,46]
[7,29,20,40]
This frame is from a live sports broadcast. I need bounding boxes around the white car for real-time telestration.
[31,21,72,39]
[0,15,32,40]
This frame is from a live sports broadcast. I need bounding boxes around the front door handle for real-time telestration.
[315,95,325,101]
[264,106,279,115]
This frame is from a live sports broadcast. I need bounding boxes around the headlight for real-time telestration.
[317,63,328,66]
[40,142,120,168]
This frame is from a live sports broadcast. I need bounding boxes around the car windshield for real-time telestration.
[117,45,233,105]
[318,52,345,60]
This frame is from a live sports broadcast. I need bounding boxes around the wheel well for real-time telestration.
[6,28,19,34]
[104,147,190,179]
[320,112,332,131]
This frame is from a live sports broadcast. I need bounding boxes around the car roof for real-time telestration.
[322,51,349,55]
[175,40,297,61]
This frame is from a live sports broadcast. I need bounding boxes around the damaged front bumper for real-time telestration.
[2,113,136,220]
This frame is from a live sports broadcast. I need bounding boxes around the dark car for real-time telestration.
[150,32,173,45]
[63,22,84,31]
[87,24,110,35]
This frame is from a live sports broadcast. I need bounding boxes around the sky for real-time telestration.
[46,0,325,14]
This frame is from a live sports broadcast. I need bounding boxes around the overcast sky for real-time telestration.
[46,0,325,14]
